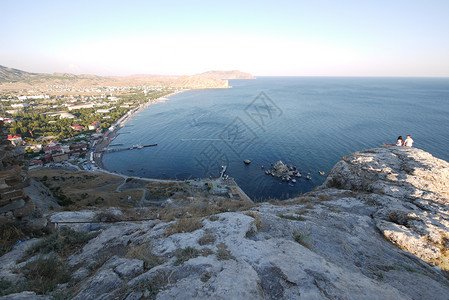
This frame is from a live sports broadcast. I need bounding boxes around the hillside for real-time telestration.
[196,70,255,79]
[0,66,258,92]
[1,146,449,299]
[0,65,38,83]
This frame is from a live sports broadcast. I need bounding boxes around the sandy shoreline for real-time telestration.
[91,89,188,170]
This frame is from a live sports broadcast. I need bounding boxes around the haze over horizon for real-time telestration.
[2,0,449,77]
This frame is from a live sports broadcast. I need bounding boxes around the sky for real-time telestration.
[2,0,449,77]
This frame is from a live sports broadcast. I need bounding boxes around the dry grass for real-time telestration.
[131,269,169,299]
[304,203,315,209]
[157,195,255,223]
[174,247,200,266]
[319,194,332,201]
[429,235,449,280]
[296,208,309,215]
[216,243,235,261]
[198,231,216,246]
[164,217,204,237]
[126,243,163,270]
[26,228,94,258]
[279,214,306,221]
[245,211,262,230]
[29,169,142,209]
[144,181,200,200]
[209,215,219,221]
[268,196,318,206]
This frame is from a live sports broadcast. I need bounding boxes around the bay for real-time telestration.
[103,77,449,200]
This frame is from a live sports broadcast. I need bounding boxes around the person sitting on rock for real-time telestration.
[404,135,414,147]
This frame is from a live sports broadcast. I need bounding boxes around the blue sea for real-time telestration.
[103,77,449,201]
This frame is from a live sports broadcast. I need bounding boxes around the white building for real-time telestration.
[96,108,113,113]
[59,112,76,119]
[11,103,29,108]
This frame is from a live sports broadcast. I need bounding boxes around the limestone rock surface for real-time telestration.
[1,147,449,299]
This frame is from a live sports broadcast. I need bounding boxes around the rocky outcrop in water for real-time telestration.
[265,161,303,182]
[1,146,449,299]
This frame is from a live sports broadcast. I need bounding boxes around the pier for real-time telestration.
[99,144,157,153]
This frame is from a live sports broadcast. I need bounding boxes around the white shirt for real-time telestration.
[404,137,414,147]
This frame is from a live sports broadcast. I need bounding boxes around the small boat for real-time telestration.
[291,178,297,183]
[319,171,325,175]
[265,170,270,175]
[306,175,311,180]
[244,159,251,165]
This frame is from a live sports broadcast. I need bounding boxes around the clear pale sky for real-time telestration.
[2,0,449,77]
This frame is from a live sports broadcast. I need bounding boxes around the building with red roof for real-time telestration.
[70,124,84,131]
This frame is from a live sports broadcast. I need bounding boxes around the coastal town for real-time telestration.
[0,85,180,170]
[0,71,254,207]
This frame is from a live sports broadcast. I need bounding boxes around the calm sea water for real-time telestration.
[103,77,449,200]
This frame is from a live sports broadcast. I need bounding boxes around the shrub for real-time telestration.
[209,215,219,222]
[95,211,122,222]
[132,270,168,299]
[0,279,18,296]
[198,232,216,246]
[293,231,312,249]
[56,193,74,206]
[0,224,26,256]
[27,228,93,257]
[279,214,306,221]
[201,272,212,282]
[174,247,199,266]
[21,256,71,295]
[216,243,235,261]
[127,243,163,270]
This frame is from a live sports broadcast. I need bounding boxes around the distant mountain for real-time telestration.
[0,65,38,83]
[196,70,255,80]
[0,65,255,91]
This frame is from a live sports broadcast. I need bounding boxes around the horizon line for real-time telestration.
[2,64,449,79]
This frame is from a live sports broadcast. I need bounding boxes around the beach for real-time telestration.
[91,90,187,170]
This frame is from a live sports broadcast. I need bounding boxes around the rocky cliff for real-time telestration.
[1,146,449,299]
[0,123,49,234]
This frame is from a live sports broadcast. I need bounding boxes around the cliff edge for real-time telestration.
[1,147,449,299]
